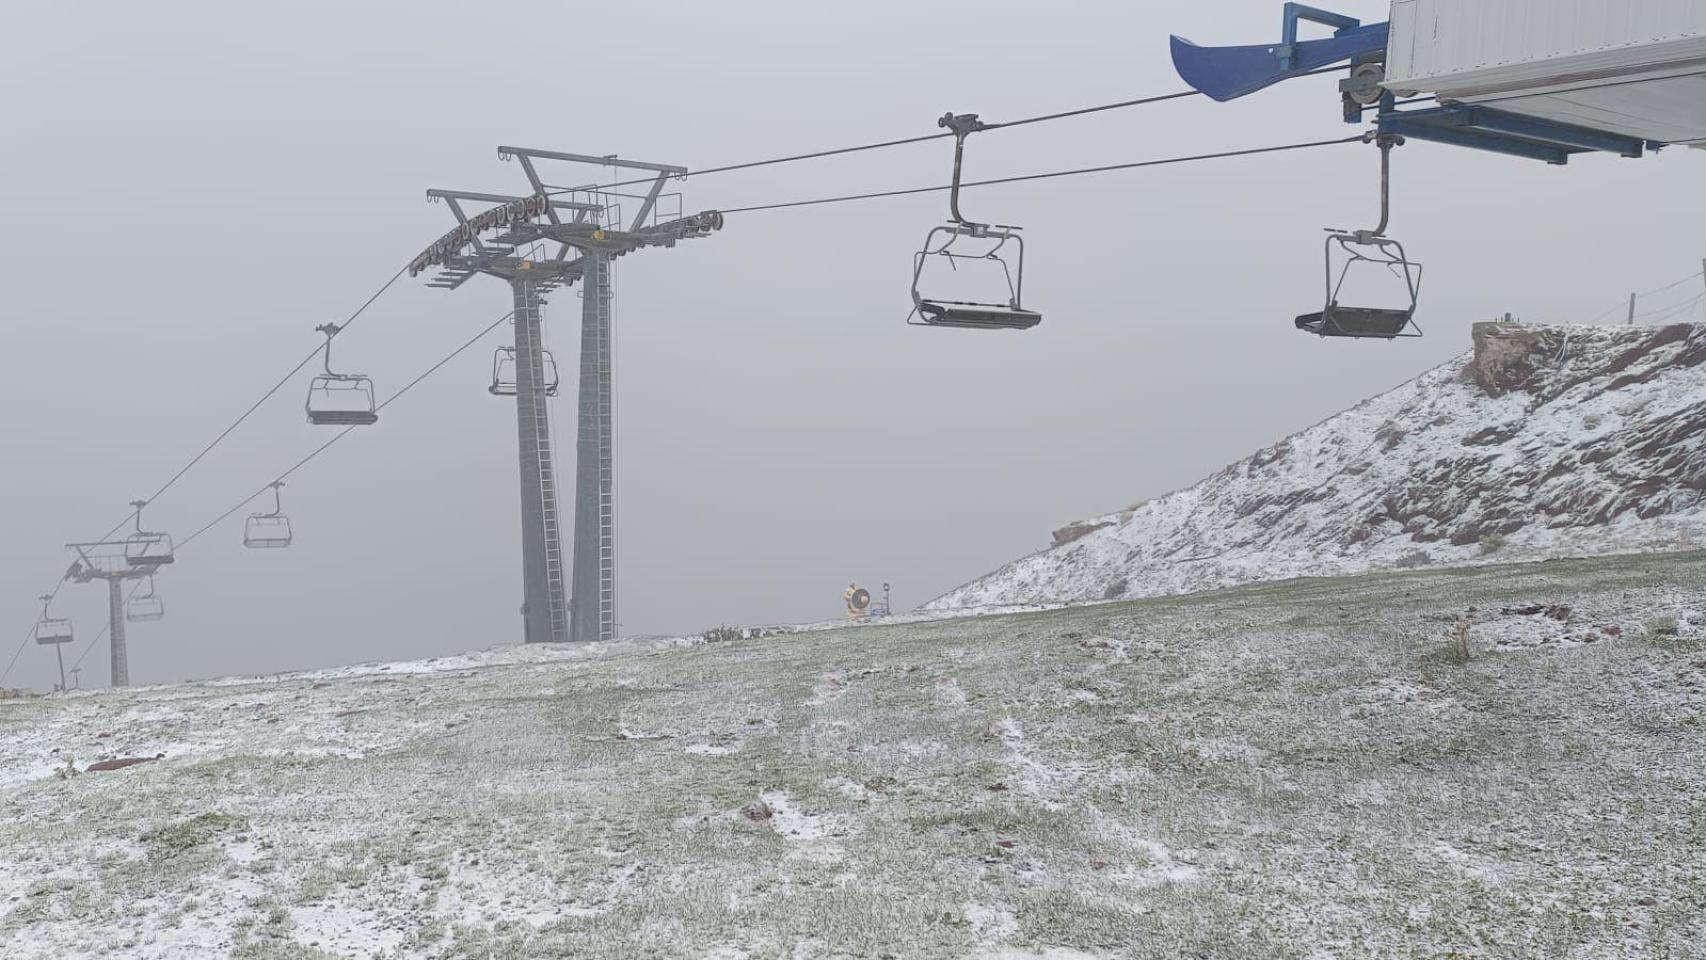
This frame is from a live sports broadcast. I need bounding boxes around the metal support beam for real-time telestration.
[1278,3,1362,69]
[498,146,687,176]
[1450,106,1646,158]
[572,249,616,642]
[1377,104,1649,164]
[1378,112,1573,164]
[427,188,603,213]
[108,577,129,687]
[512,276,569,643]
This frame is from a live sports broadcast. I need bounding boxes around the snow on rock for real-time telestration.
[929,322,1706,610]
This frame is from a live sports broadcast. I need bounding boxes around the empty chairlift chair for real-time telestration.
[123,499,175,569]
[33,595,74,691]
[1295,134,1423,340]
[489,345,560,397]
[244,481,294,549]
[908,112,1042,331]
[33,595,73,646]
[126,575,165,622]
[306,322,379,425]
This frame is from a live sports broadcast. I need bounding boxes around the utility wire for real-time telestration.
[4,265,410,688]
[539,68,1701,203]
[718,134,1366,214]
[139,264,409,508]
[179,309,516,553]
[1636,291,1706,324]
[1579,270,1706,325]
[543,68,1350,197]
[63,309,515,681]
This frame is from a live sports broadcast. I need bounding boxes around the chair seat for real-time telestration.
[309,410,380,426]
[1295,305,1414,339]
[919,300,1042,331]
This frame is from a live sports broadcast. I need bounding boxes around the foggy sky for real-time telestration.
[3,0,1703,690]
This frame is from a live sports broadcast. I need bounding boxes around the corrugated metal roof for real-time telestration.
[1385,0,1706,144]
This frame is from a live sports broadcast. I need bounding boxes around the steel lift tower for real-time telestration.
[65,500,174,686]
[410,149,721,643]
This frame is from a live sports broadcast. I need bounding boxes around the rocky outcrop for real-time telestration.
[1470,321,1561,396]
[1052,521,1114,546]
[930,323,1706,610]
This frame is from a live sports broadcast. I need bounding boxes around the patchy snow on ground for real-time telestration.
[930,323,1706,612]
[3,551,1704,958]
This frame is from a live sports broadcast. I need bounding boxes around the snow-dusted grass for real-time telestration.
[2,552,1704,958]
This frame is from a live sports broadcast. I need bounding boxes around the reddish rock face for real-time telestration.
[85,753,164,773]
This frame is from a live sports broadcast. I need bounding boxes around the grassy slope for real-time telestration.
[2,554,1705,959]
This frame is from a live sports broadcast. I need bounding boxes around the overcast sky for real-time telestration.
[3,0,1702,690]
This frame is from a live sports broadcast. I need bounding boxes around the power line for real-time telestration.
[544,68,1352,197]
[718,134,1366,214]
[139,264,409,508]
[1578,269,1706,325]
[179,309,516,553]
[4,265,410,688]
[537,68,1700,204]
[1636,291,1706,324]
[60,309,515,683]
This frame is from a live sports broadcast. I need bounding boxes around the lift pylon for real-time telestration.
[411,149,721,643]
[66,500,173,687]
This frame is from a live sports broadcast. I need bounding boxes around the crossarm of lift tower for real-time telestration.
[409,148,722,286]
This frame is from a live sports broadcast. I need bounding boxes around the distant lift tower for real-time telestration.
[65,499,174,686]
[410,149,721,643]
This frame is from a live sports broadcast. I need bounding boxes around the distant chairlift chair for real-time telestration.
[306,322,380,425]
[489,345,560,397]
[908,112,1042,331]
[126,575,165,622]
[1295,134,1422,339]
[33,595,74,691]
[123,499,175,569]
[243,481,294,549]
[33,595,74,646]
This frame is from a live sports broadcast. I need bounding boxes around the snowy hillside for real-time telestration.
[929,322,1706,611]
[2,552,1704,958]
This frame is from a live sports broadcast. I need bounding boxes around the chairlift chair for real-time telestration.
[306,323,379,425]
[907,112,1042,331]
[34,595,74,691]
[127,575,165,623]
[33,595,73,646]
[489,346,561,397]
[244,481,294,549]
[123,499,175,568]
[1294,134,1423,339]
